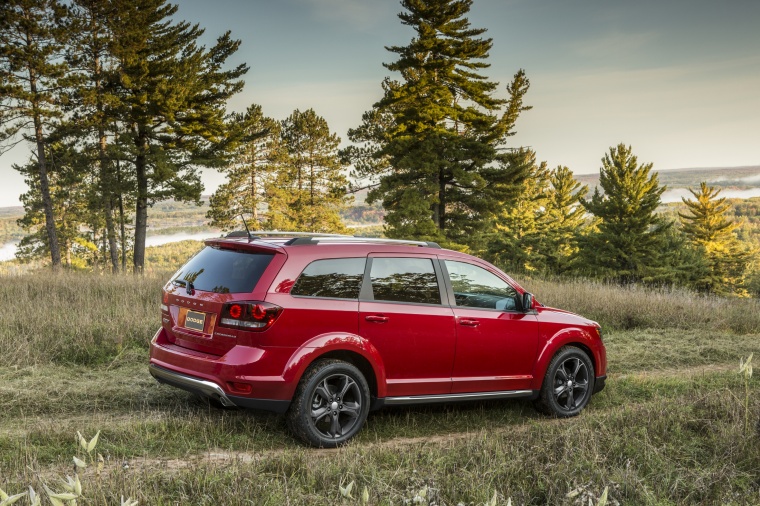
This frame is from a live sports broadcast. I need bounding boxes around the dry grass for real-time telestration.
[1,271,759,504]
[522,277,760,334]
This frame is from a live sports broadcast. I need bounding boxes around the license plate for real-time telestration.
[184,310,206,332]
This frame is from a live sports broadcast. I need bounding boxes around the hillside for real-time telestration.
[577,165,760,190]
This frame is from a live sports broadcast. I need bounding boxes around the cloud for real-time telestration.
[303,0,394,31]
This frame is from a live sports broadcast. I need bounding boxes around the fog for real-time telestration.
[661,187,760,203]
[0,231,221,263]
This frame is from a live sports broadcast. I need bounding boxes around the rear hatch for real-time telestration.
[161,242,283,356]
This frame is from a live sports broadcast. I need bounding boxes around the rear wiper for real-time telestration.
[172,279,195,294]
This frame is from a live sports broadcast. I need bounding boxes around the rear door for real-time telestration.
[358,255,456,397]
[442,259,539,393]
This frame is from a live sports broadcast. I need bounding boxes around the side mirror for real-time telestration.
[522,292,533,312]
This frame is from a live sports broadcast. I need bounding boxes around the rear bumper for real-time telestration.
[149,327,295,413]
[149,363,290,414]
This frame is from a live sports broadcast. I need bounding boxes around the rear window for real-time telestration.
[171,247,274,294]
[291,258,366,299]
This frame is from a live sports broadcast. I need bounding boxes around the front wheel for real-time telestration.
[286,359,370,448]
[535,346,595,417]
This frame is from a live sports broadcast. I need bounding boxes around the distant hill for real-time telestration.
[577,165,760,190]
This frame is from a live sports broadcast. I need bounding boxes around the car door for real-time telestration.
[358,255,457,397]
[442,259,539,393]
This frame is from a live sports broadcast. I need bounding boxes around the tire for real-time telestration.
[286,359,370,448]
[535,346,595,417]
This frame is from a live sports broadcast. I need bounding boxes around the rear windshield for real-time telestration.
[171,247,274,294]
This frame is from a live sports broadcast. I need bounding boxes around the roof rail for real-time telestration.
[285,236,440,249]
[224,230,441,249]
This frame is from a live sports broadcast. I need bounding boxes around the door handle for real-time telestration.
[365,315,389,323]
[459,318,480,327]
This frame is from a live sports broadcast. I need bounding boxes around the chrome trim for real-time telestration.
[149,364,236,407]
[383,390,533,406]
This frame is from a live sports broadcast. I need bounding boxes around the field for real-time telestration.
[0,272,758,505]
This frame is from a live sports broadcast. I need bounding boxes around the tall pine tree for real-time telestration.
[0,0,68,269]
[347,0,532,248]
[267,109,350,233]
[108,0,247,272]
[207,105,283,230]
[679,182,752,296]
[543,166,588,274]
[580,144,671,283]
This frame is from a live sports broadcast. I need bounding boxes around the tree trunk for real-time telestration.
[96,52,120,273]
[30,72,61,270]
[133,126,148,274]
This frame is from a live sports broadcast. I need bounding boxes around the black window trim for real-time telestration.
[359,254,450,306]
[289,256,368,301]
[438,258,522,313]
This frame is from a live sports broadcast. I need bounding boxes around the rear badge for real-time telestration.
[184,310,206,332]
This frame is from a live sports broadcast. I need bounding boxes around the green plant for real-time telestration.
[739,353,754,434]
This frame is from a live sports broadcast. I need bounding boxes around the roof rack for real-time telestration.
[223,230,440,248]
[285,236,440,248]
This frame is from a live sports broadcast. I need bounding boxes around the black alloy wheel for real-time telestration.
[536,346,595,417]
[287,359,370,447]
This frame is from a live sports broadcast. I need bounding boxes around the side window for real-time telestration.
[370,257,441,305]
[291,258,366,299]
[444,260,518,311]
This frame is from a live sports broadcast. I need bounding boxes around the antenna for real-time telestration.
[239,214,253,241]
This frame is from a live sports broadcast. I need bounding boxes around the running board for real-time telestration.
[382,390,535,406]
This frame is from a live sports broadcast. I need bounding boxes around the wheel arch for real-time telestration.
[532,328,599,391]
[282,333,387,400]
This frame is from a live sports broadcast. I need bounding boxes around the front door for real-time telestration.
[442,259,539,393]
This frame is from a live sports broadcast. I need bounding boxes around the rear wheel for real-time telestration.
[286,359,370,448]
[535,346,594,417]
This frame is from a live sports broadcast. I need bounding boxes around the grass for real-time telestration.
[0,272,759,504]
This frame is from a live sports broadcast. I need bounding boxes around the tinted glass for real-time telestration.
[171,247,274,294]
[445,260,518,310]
[370,257,441,305]
[291,258,366,299]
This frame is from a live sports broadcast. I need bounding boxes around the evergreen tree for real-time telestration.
[63,0,125,272]
[543,166,588,274]
[488,150,550,273]
[107,0,247,272]
[0,0,68,269]
[679,182,752,296]
[580,144,671,283]
[207,105,283,231]
[14,142,98,268]
[267,109,350,233]
[346,0,532,248]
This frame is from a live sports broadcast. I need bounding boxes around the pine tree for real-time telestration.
[543,166,588,274]
[62,0,125,272]
[346,0,532,248]
[580,144,671,283]
[207,105,283,231]
[0,0,68,269]
[267,109,350,233]
[14,142,98,268]
[107,0,248,273]
[679,182,752,296]
[488,150,550,273]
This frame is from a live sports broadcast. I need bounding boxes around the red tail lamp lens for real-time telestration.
[220,301,282,331]
[162,291,169,304]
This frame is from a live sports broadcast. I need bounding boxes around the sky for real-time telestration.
[1,0,759,207]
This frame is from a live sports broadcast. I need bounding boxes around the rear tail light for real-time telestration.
[161,291,169,312]
[220,301,282,331]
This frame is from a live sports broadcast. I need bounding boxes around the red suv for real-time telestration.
[149,233,606,447]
